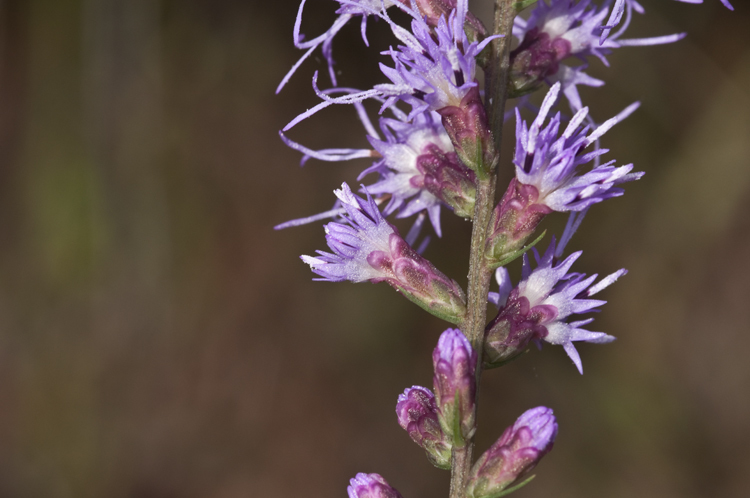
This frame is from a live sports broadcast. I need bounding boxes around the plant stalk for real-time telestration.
[449,1,516,497]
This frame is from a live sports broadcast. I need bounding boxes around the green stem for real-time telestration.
[448,1,516,498]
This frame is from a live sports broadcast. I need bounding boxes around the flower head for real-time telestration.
[396,386,452,468]
[374,0,498,116]
[513,82,643,212]
[365,111,477,230]
[279,105,475,235]
[282,0,500,130]
[467,407,557,498]
[302,183,466,322]
[485,239,625,373]
[348,473,403,498]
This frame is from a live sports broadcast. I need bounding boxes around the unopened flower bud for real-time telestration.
[416,145,476,218]
[509,28,571,98]
[410,0,487,39]
[467,407,557,498]
[396,386,452,469]
[348,473,403,498]
[437,86,496,177]
[432,328,477,447]
[485,177,551,265]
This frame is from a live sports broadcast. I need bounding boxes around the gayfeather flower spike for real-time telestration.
[347,473,404,498]
[485,239,626,373]
[486,82,643,265]
[510,0,685,110]
[395,386,452,468]
[302,183,466,323]
[467,407,557,498]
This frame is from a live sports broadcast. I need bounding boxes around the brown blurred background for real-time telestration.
[0,0,748,497]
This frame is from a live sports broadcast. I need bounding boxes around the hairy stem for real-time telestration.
[449,1,516,498]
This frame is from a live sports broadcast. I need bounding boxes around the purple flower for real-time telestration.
[282,0,500,130]
[511,0,685,109]
[365,111,477,229]
[485,239,625,373]
[485,83,641,265]
[347,473,403,498]
[396,386,452,468]
[512,82,642,212]
[280,104,471,235]
[432,328,477,446]
[467,407,557,498]
[372,0,499,116]
[302,183,466,323]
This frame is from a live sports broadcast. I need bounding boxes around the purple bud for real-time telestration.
[485,177,552,265]
[410,0,487,37]
[467,407,557,498]
[509,27,571,98]
[396,386,452,469]
[437,86,496,177]
[416,143,477,218]
[432,328,477,446]
[347,473,403,498]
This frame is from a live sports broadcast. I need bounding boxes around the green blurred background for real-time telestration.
[0,0,748,497]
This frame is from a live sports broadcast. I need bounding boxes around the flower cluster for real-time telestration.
[486,82,642,265]
[278,1,734,497]
[486,239,625,373]
[302,183,467,323]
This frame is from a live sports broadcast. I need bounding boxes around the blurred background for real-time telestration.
[0,0,748,497]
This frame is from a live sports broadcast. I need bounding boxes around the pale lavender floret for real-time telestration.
[513,0,685,109]
[301,183,396,283]
[467,407,557,498]
[283,0,500,130]
[279,104,464,236]
[514,82,643,212]
[373,0,496,116]
[363,111,460,236]
[494,238,623,373]
[347,473,403,498]
[301,183,467,322]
